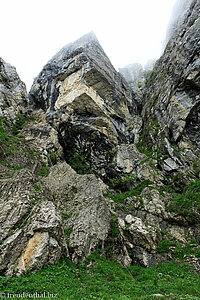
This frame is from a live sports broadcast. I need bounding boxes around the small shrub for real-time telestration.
[67,151,91,174]
[12,114,27,135]
[64,227,73,238]
[110,174,137,191]
[48,151,58,165]
[105,179,152,203]
[38,163,49,177]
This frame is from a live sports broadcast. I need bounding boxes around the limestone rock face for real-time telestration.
[22,115,63,166]
[29,32,141,178]
[0,169,68,276]
[119,63,145,109]
[142,0,200,155]
[118,214,161,267]
[44,162,111,263]
[0,58,28,120]
[119,63,145,91]
[114,144,146,174]
[164,0,193,48]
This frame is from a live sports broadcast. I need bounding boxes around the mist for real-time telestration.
[163,0,193,49]
[1,0,177,91]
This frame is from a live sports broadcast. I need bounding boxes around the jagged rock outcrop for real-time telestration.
[0,169,68,276]
[0,58,28,120]
[44,162,110,263]
[29,32,142,180]
[119,63,145,110]
[119,63,145,90]
[22,116,63,166]
[163,0,193,49]
[142,0,200,157]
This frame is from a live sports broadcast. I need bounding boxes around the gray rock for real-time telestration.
[163,158,179,171]
[0,58,28,120]
[116,213,161,267]
[163,0,193,48]
[114,144,146,173]
[119,63,145,90]
[22,116,63,166]
[142,0,200,157]
[119,63,145,109]
[0,169,68,276]
[132,246,158,267]
[29,32,141,179]
[123,215,161,253]
[44,162,111,263]
[144,59,156,73]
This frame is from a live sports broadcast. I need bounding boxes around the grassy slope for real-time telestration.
[0,251,199,300]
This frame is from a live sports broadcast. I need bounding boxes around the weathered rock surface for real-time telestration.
[29,32,142,179]
[0,169,68,276]
[0,58,28,119]
[119,63,145,110]
[142,0,200,156]
[44,162,111,263]
[22,115,63,166]
[119,63,145,88]
[164,0,193,49]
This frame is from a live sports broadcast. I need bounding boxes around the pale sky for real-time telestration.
[1,0,176,90]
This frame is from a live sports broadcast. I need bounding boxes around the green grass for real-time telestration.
[37,162,49,177]
[110,174,137,191]
[67,151,91,174]
[166,179,200,222]
[0,251,199,299]
[105,180,152,203]
[12,114,27,135]
[0,117,24,158]
[157,239,200,260]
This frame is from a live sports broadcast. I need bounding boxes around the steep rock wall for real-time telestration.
[0,58,28,120]
[141,0,200,165]
[29,32,142,179]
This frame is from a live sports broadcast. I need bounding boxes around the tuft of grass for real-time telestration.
[157,238,200,260]
[166,179,200,222]
[105,180,152,203]
[110,216,120,238]
[37,163,49,177]
[110,174,137,191]
[12,114,27,135]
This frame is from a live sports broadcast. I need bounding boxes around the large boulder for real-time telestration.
[44,162,111,263]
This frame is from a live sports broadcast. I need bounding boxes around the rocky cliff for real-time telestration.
[29,32,141,181]
[141,0,200,168]
[0,0,200,276]
[0,58,27,120]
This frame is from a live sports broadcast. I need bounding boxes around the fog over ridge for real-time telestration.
[163,0,193,49]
